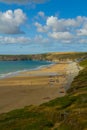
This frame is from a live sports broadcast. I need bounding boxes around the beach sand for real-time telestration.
[0,62,79,113]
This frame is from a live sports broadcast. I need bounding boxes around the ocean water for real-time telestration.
[0,60,53,78]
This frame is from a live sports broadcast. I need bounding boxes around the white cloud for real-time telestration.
[0,0,48,4]
[38,11,45,18]
[77,21,87,36]
[35,22,48,32]
[47,16,58,27]
[0,9,26,34]
[49,32,73,40]
[0,35,49,44]
[34,11,47,22]
[34,35,49,43]
[35,15,87,43]
[77,29,87,36]
[0,36,31,44]
[35,15,87,33]
[0,12,87,45]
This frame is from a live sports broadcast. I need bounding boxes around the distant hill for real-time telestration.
[0,53,87,130]
[0,52,87,61]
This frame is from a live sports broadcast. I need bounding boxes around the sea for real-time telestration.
[0,60,53,79]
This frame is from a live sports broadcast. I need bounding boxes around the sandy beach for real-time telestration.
[0,61,80,113]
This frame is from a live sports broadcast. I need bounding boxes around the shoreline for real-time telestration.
[0,61,80,114]
[0,61,55,79]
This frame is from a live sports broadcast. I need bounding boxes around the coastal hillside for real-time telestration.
[0,58,87,129]
[0,52,87,61]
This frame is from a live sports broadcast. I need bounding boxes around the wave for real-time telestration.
[0,62,55,79]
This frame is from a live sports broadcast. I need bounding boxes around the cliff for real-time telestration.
[0,52,87,61]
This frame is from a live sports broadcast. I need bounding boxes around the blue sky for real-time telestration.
[0,0,87,54]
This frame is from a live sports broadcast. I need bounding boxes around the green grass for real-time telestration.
[67,68,87,93]
[67,60,87,94]
[0,55,87,130]
[41,95,76,109]
[80,59,87,67]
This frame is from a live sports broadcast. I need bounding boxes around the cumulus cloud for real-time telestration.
[35,15,87,43]
[1,11,87,44]
[0,9,26,34]
[39,16,87,32]
[34,35,49,43]
[35,22,48,32]
[0,36,31,44]
[0,35,49,44]
[77,29,87,36]
[0,0,48,4]
[49,32,73,40]
[77,22,87,36]
[34,11,47,22]
[38,11,45,18]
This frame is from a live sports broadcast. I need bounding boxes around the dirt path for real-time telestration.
[65,62,81,90]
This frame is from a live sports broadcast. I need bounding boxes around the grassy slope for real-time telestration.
[0,57,87,130]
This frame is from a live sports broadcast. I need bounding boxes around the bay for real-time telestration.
[0,60,52,78]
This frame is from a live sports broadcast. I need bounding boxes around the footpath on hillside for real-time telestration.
[65,61,82,90]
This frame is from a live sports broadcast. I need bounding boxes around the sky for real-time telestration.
[0,0,87,54]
